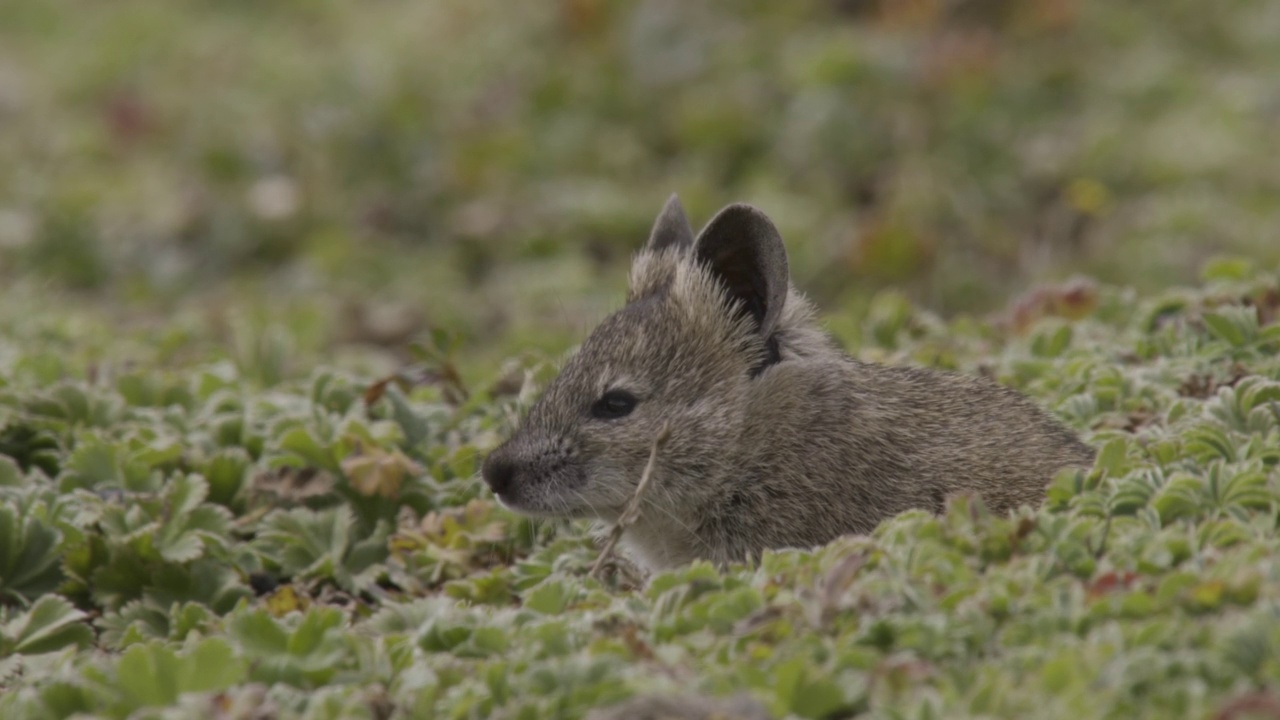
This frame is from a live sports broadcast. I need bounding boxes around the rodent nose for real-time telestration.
[481,450,516,496]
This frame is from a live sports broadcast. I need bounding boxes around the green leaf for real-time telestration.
[116,637,246,711]
[1153,473,1207,524]
[1031,323,1073,359]
[524,580,571,615]
[175,636,247,693]
[230,610,290,655]
[161,480,226,562]
[1094,437,1129,476]
[230,608,347,688]
[203,448,250,507]
[287,606,345,657]
[98,601,171,648]
[773,657,850,719]
[0,503,65,605]
[60,437,124,490]
[385,386,434,451]
[146,560,252,615]
[254,507,388,592]
[1202,306,1258,347]
[0,456,23,486]
[277,426,336,471]
[1200,256,1253,282]
[1040,653,1081,694]
[1,596,92,656]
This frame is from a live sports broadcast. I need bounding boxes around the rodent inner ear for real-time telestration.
[692,204,789,340]
[590,389,638,420]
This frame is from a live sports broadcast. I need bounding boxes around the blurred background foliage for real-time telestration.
[1,0,1278,375]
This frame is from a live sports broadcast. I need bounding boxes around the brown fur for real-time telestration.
[482,196,1094,572]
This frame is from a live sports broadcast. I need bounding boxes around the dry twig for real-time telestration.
[590,422,672,580]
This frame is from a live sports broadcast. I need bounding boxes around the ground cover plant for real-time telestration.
[4,1,1280,718]
[2,262,1279,719]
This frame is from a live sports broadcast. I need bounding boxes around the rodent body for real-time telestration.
[482,196,1094,572]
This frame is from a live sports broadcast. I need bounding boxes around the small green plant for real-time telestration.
[1,240,1278,718]
[0,503,65,606]
[253,507,390,594]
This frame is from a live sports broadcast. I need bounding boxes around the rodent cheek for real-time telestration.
[576,464,634,517]
[579,432,662,500]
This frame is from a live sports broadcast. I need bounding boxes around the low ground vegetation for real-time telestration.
[2,263,1279,719]
[4,2,1280,717]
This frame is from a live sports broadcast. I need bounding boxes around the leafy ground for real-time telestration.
[2,262,1280,719]
[3,1,1280,718]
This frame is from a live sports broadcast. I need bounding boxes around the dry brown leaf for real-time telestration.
[341,445,424,499]
[1006,275,1100,335]
[252,466,336,504]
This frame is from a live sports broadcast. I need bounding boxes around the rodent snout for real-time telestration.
[481,435,588,516]
[481,448,516,496]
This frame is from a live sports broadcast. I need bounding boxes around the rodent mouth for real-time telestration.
[491,489,597,520]
[484,458,597,519]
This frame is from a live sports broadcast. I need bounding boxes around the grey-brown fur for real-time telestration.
[482,195,1094,572]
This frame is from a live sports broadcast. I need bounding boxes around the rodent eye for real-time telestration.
[591,389,638,420]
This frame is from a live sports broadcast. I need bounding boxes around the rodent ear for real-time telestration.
[692,203,789,338]
[646,194,695,253]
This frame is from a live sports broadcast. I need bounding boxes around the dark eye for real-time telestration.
[591,389,638,420]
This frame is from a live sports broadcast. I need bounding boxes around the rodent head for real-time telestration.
[481,195,793,521]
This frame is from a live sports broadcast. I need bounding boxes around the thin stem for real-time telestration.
[590,422,672,580]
